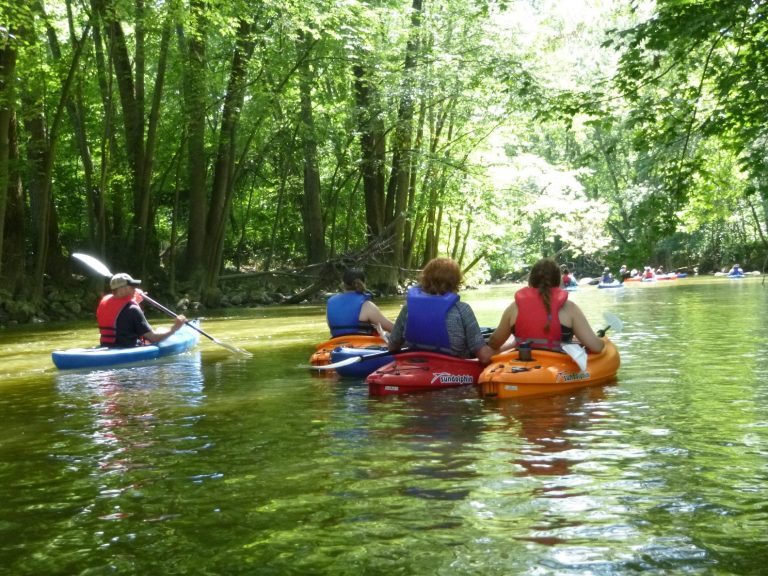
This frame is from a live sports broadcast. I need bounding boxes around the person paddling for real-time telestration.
[97,273,187,348]
[487,258,604,354]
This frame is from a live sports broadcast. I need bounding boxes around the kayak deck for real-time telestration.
[366,352,484,395]
[52,321,200,370]
[478,339,620,399]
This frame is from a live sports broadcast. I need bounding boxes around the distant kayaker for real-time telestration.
[487,258,604,354]
[97,273,187,348]
[642,266,655,279]
[601,267,613,283]
[387,257,495,364]
[326,269,394,337]
[728,263,744,276]
[561,268,577,287]
[619,264,631,283]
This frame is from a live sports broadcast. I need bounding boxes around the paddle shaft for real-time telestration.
[140,293,211,341]
[313,347,409,371]
[140,292,250,356]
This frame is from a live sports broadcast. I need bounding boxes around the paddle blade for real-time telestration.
[562,343,587,371]
[72,252,113,277]
[214,338,252,357]
[603,312,624,334]
[375,323,390,345]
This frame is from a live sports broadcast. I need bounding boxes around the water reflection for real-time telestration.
[53,354,206,521]
[367,390,487,503]
[497,386,613,479]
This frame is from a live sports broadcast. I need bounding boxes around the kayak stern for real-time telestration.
[479,339,620,399]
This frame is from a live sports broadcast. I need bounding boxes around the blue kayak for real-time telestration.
[52,321,201,370]
[330,346,393,378]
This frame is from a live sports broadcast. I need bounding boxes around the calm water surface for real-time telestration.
[1,278,767,575]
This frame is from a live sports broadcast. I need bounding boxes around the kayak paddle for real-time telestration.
[311,325,494,371]
[311,347,407,371]
[561,312,623,371]
[72,252,252,357]
[602,312,623,334]
[561,343,588,371]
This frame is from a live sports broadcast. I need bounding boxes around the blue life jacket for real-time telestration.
[326,292,373,336]
[404,286,459,354]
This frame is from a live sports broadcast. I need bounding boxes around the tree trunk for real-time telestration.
[353,63,386,239]
[50,1,103,255]
[404,94,426,268]
[0,24,18,279]
[297,32,326,264]
[90,4,117,256]
[383,0,423,288]
[202,19,254,300]
[135,15,172,276]
[180,0,208,280]
[94,0,145,267]
[2,113,25,295]
[26,10,89,299]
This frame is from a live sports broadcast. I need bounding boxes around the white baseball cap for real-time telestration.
[110,273,142,290]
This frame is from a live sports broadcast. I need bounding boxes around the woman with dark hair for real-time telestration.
[487,258,604,353]
[388,258,494,364]
[326,269,393,337]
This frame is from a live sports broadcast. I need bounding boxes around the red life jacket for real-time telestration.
[514,286,568,350]
[97,294,139,346]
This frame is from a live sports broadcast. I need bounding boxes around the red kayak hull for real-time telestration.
[366,352,484,395]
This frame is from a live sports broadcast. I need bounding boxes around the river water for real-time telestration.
[0,277,766,575]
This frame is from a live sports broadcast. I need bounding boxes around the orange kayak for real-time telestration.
[309,334,387,366]
[478,339,620,399]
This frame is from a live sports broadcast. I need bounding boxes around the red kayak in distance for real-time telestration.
[366,352,484,395]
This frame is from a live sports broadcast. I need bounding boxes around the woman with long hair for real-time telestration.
[487,258,604,353]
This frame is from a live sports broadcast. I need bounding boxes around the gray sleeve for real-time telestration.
[389,305,408,348]
[456,302,486,353]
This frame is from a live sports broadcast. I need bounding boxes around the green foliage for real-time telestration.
[3,0,767,299]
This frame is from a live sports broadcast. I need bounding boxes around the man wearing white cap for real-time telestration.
[96,272,186,348]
